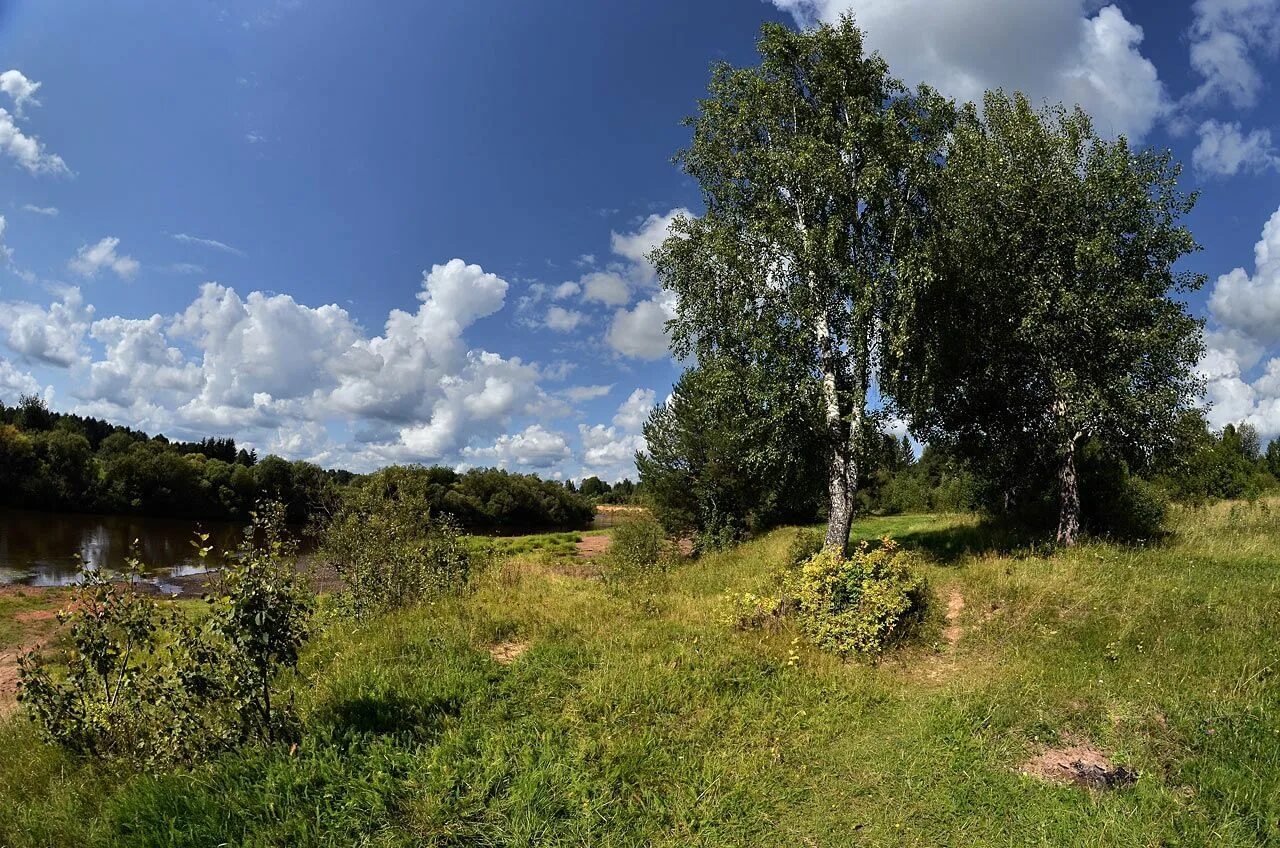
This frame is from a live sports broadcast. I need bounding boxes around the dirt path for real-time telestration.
[943,590,965,646]
[0,587,69,715]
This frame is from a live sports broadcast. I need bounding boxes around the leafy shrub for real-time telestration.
[204,502,314,743]
[722,591,791,632]
[19,503,314,764]
[18,557,183,763]
[785,527,825,567]
[786,538,927,656]
[693,509,745,554]
[602,515,679,580]
[321,480,474,619]
[1080,448,1170,541]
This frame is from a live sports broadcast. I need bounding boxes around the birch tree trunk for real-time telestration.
[817,311,857,553]
[1055,439,1081,547]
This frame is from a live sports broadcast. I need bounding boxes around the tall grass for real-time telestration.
[1,505,1278,845]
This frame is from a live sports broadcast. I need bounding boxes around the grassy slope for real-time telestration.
[2,503,1278,846]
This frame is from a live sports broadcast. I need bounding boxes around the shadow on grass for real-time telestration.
[315,691,462,744]
[860,519,1050,565]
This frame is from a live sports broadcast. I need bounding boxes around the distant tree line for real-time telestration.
[0,395,596,531]
[0,395,342,523]
[567,476,643,505]
[346,465,595,531]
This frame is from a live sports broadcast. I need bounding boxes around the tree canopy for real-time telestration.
[884,92,1205,544]
[653,16,954,551]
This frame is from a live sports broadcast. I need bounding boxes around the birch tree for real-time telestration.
[885,92,1204,546]
[652,17,952,552]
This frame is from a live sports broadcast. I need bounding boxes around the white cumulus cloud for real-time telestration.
[1200,205,1280,439]
[1208,207,1280,347]
[0,358,41,401]
[0,70,41,116]
[69,237,140,279]
[768,1,1168,142]
[462,424,572,469]
[606,292,676,360]
[1193,119,1280,176]
[0,287,93,367]
[1187,0,1280,109]
[545,305,586,332]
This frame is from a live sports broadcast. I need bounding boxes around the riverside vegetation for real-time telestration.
[1,501,1279,845]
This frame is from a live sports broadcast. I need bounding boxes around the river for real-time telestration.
[0,508,251,591]
[0,507,632,591]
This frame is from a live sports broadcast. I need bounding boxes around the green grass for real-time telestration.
[469,530,602,562]
[0,589,62,650]
[3,504,1279,846]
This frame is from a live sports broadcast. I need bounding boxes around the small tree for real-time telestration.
[208,501,314,742]
[20,504,314,761]
[886,92,1204,545]
[654,17,953,552]
[320,472,473,619]
[637,354,825,549]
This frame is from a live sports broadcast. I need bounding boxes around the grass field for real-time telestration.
[1,502,1278,846]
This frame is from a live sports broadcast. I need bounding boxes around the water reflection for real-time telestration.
[0,508,247,588]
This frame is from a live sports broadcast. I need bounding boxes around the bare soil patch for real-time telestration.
[14,609,57,623]
[487,641,529,665]
[576,535,611,559]
[1,626,58,717]
[943,590,965,646]
[1022,744,1137,790]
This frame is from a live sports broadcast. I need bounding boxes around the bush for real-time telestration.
[722,591,791,632]
[321,481,474,620]
[205,502,314,743]
[1080,448,1170,541]
[18,556,184,763]
[19,503,314,764]
[786,538,927,657]
[785,527,825,568]
[602,515,679,580]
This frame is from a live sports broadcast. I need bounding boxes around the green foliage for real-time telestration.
[321,474,475,619]
[602,515,679,581]
[1077,446,1170,540]
[338,464,594,533]
[885,91,1205,543]
[721,591,790,632]
[17,556,184,764]
[205,502,315,743]
[638,356,825,549]
[863,443,980,516]
[786,539,928,657]
[18,504,314,764]
[785,527,825,568]
[654,17,955,551]
[0,395,339,522]
[1154,418,1278,502]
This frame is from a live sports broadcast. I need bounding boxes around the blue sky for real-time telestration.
[1,0,1279,479]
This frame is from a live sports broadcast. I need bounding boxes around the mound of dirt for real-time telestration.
[1022,744,1137,790]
